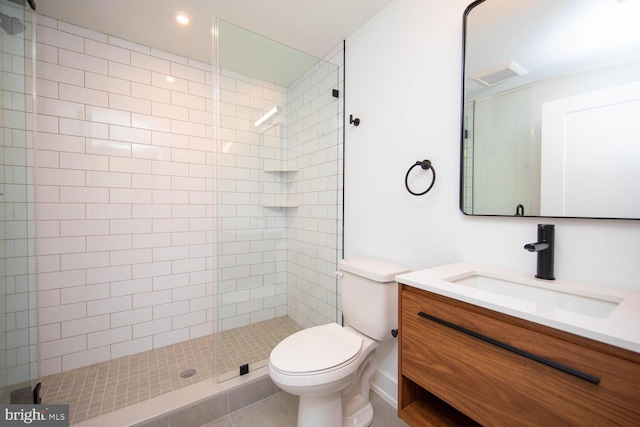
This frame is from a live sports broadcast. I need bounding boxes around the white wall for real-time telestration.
[345,0,640,403]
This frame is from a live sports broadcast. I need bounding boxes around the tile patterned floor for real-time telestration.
[38,316,302,425]
[203,390,410,427]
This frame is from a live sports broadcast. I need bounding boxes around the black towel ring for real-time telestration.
[405,160,436,196]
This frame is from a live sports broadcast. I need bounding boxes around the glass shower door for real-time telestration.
[215,20,343,381]
[0,0,37,404]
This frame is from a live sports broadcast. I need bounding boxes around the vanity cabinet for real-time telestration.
[398,284,640,426]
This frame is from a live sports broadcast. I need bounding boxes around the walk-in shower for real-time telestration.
[2,2,343,422]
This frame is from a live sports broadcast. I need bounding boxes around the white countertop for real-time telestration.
[396,263,640,354]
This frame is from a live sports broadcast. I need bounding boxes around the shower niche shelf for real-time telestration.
[262,167,298,208]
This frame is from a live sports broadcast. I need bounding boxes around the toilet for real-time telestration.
[268,257,410,427]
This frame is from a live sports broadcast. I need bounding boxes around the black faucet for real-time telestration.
[524,224,555,280]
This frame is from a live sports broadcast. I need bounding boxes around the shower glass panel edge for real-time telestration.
[0,0,38,404]
[210,15,220,388]
[214,19,342,383]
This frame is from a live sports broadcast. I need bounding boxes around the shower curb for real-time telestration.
[131,375,278,427]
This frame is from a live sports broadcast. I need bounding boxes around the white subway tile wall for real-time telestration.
[35,15,215,375]
[286,46,344,329]
[216,43,343,332]
[217,67,288,332]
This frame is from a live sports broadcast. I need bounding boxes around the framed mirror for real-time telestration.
[460,0,640,219]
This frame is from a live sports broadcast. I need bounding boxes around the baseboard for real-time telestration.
[371,369,398,409]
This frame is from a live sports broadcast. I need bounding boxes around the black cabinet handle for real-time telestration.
[417,311,600,385]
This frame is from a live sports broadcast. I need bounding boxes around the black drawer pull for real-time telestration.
[417,311,600,385]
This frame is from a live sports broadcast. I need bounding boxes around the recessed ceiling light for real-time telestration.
[174,12,192,26]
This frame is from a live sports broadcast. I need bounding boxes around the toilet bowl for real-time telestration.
[268,257,410,427]
[269,324,377,427]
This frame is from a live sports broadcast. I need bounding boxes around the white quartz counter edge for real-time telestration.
[396,263,640,354]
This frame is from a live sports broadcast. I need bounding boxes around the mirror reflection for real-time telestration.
[461,0,640,219]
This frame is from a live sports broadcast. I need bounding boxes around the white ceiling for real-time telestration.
[35,0,394,64]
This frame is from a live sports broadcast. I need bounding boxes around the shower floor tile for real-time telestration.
[39,316,302,425]
[218,316,303,381]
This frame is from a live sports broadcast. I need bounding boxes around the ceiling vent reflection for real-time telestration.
[470,60,528,87]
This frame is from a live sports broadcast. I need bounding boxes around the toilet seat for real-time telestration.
[270,323,362,375]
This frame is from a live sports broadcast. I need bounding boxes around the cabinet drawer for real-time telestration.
[400,286,640,426]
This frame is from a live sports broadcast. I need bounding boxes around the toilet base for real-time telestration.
[298,393,342,427]
[343,402,373,427]
[296,395,374,427]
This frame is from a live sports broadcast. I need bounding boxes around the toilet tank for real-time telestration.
[338,257,410,341]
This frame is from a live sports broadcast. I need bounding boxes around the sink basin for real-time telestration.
[445,271,622,318]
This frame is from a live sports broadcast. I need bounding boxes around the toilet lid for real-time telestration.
[270,323,362,374]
